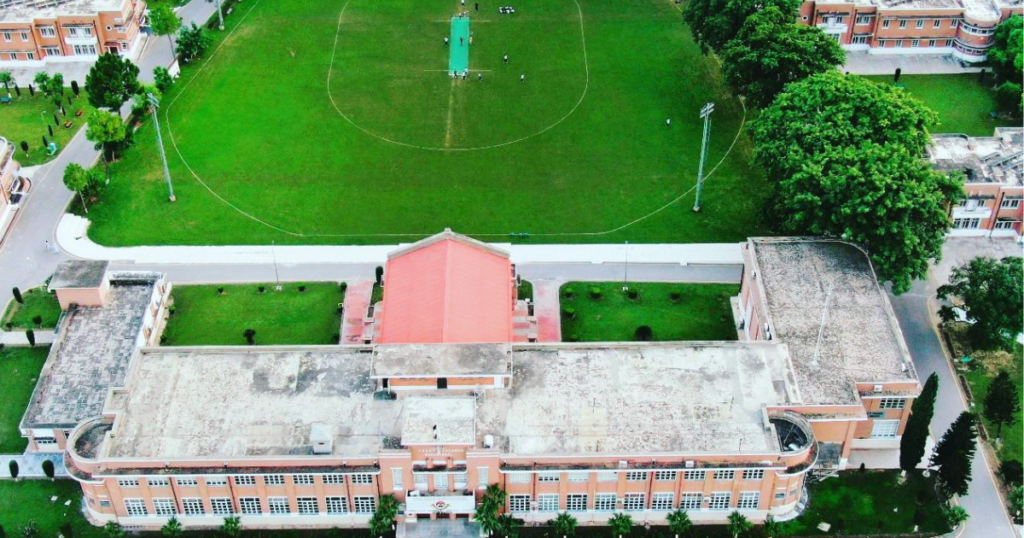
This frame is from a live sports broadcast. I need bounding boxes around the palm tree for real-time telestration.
[548,513,577,537]
[494,514,521,538]
[726,511,753,538]
[666,509,692,537]
[607,513,633,537]
[160,517,182,538]
[0,71,13,94]
[763,515,782,538]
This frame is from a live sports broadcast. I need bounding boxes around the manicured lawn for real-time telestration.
[0,88,95,166]
[2,287,61,330]
[0,480,105,538]
[863,74,1017,136]
[783,470,950,536]
[0,346,49,453]
[82,0,766,246]
[161,283,345,346]
[559,282,738,342]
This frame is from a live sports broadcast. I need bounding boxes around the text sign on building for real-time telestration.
[406,495,475,514]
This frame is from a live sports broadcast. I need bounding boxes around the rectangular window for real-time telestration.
[182,498,205,516]
[928,39,935,47]
[933,19,941,28]
[715,470,735,481]
[147,478,169,488]
[297,497,318,515]
[124,498,147,516]
[509,495,531,512]
[709,492,731,511]
[268,497,289,515]
[855,15,871,25]
[414,472,430,489]
[743,469,765,481]
[623,493,646,511]
[434,473,449,490]
[154,498,176,516]
[265,475,285,486]
[567,471,589,482]
[391,469,403,490]
[176,477,197,487]
[871,419,900,438]
[897,40,905,48]
[680,493,702,510]
[654,470,677,482]
[738,492,760,510]
[293,474,315,485]
[118,478,139,487]
[478,467,489,488]
[25,52,35,60]
[651,493,674,510]
[774,492,786,501]
[911,39,920,48]
[326,497,348,514]
[20,31,29,41]
[566,494,587,512]
[537,472,560,482]
[951,20,959,28]
[916,19,924,28]
[597,471,617,482]
[882,19,891,29]
[954,218,981,229]
[42,46,61,56]
[538,494,559,512]
[211,498,233,515]
[206,477,228,487]
[1001,199,1021,209]
[595,493,617,511]
[234,475,256,486]
[454,473,468,490]
[353,496,376,513]
[507,473,531,484]
[73,44,97,55]
[995,220,1016,230]
[40,27,56,37]
[898,19,907,28]
[625,471,648,482]
[323,474,345,485]
[878,397,906,409]
[2,32,11,42]
[351,473,373,485]
[684,470,705,481]
[240,497,262,515]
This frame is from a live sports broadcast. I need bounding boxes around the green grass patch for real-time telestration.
[559,282,738,342]
[0,480,105,538]
[784,470,950,535]
[517,279,533,302]
[961,347,1022,468]
[863,74,1016,136]
[0,89,95,166]
[0,346,49,453]
[161,283,345,346]
[82,0,766,246]
[3,287,61,330]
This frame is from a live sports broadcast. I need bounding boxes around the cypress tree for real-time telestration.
[984,370,1021,437]
[931,411,978,498]
[901,373,939,471]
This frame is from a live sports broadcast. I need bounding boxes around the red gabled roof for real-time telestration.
[376,230,514,344]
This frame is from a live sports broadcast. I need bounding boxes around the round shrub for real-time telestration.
[626,289,639,300]
[634,325,653,341]
[339,282,348,292]
[562,306,576,319]
[564,287,575,299]
[669,291,682,303]
[589,286,602,299]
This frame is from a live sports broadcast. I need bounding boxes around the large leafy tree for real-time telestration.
[900,373,939,472]
[176,23,212,62]
[63,163,90,213]
[983,370,1021,437]
[751,71,962,293]
[474,484,507,536]
[85,52,140,111]
[931,411,978,498]
[683,0,802,54]
[990,15,1023,82]
[938,256,1023,350]
[85,110,127,181]
[149,3,182,52]
[721,7,844,108]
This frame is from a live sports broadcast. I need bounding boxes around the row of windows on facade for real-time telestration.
[0,44,99,61]
[119,496,377,517]
[117,474,376,488]
[959,198,1022,210]
[954,218,1019,230]
[506,491,768,512]
[509,469,765,484]
[0,26,127,42]
[821,15,993,35]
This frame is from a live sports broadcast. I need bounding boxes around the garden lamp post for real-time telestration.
[209,0,225,29]
[692,102,714,212]
[147,93,176,202]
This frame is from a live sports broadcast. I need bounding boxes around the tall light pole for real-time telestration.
[692,102,714,213]
[209,0,224,30]
[147,93,176,202]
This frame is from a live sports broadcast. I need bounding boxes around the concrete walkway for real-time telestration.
[340,281,373,345]
[843,52,986,75]
[532,280,563,342]
[134,0,220,84]
[0,452,67,479]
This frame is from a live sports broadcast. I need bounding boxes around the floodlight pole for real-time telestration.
[147,93,176,202]
[213,0,224,30]
[692,102,715,212]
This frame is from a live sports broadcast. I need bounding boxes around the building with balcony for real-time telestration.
[48,232,921,530]
[799,0,1022,62]
[0,0,147,67]
[0,136,27,242]
[930,127,1023,238]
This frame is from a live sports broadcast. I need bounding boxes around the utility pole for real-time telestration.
[271,241,282,291]
[147,93,176,202]
[622,241,629,291]
[210,0,224,30]
[692,102,714,213]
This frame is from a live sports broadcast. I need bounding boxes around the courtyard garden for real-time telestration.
[79,0,766,246]
[2,286,61,331]
[559,282,738,342]
[160,283,346,346]
[0,346,49,453]
[864,74,1018,136]
[0,86,95,167]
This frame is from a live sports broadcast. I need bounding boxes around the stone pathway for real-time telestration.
[340,281,374,345]
[532,280,563,343]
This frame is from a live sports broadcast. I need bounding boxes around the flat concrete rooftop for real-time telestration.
[94,343,798,462]
[48,259,108,290]
[750,239,916,405]
[478,343,795,456]
[23,280,154,428]
[0,0,127,23]
[930,129,1023,187]
[373,343,511,378]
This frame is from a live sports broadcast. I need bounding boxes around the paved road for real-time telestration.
[517,263,742,283]
[111,262,377,283]
[135,0,219,84]
[888,279,1015,538]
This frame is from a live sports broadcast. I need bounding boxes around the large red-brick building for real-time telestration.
[0,0,147,65]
